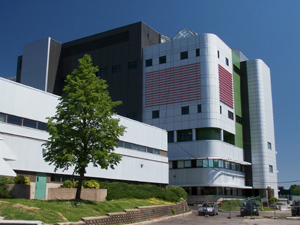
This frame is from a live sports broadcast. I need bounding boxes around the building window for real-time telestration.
[268,142,272,150]
[159,56,166,64]
[236,115,242,124]
[118,141,124,147]
[220,106,222,114]
[269,165,273,173]
[7,115,22,126]
[217,50,220,58]
[139,146,146,152]
[23,118,37,129]
[37,122,47,131]
[203,159,208,168]
[184,160,191,168]
[146,59,152,67]
[0,113,6,122]
[177,129,192,142]
[169,162,173,169]
[226,57,229,66]
[181,106,189,115]
[127,113,137,120]
[196,159,203,167]
[233,65,240,75]
[112,65,121,73]
[99,67,108,76]
[152,110,159,119]
[168,131,174,143]
[228,111,234,120]
[180,51,188,60]
[196,48,200,57]
[128,61,137,70]
[153,149,160,155]
[124,142,131,149]
[147,148,153,153]
[198,104,201,113]
[178,160,184,168]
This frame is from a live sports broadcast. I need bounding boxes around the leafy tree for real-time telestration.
[43,54,126,199]
[289,184,300,195]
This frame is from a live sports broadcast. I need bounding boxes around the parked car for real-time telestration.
[198,202,219,216]
[240,200,259,216]
[291,200,300,216]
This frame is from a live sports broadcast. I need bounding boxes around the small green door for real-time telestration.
[35,173,47,199]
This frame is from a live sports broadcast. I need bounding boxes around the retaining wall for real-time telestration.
[48,188,107,201]
[55,201,189,225]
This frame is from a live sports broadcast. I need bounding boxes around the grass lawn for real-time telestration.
[0,198,171,224]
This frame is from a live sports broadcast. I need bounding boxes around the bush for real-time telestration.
[168,186,187,200]
[0,177,12,198]
[13,175,30,185]
[84,180,100,189]
[60,180,73,188]
[269,197,278,203]
[99,182,180,202]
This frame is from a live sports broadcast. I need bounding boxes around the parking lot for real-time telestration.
[137,209,300,225]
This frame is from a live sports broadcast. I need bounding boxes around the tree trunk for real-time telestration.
[75,167,85,199]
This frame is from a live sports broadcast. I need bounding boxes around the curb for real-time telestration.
[132,211,193,224]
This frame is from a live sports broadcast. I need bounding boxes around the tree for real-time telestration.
[289,184,300,195]
[43,54,126,199]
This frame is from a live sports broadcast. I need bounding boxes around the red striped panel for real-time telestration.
[219,64,233,108]
[145,63,201,108]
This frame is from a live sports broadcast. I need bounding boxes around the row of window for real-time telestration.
[169,159,245,172]
[152,105,239,123]
[217,50,229,66]
[118,140,162,155]
[145,49,200,67]
[96,61,137,76]
[0,112,47,131]
[183,186,243,196]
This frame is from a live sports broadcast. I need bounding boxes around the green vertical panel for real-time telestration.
[232,51,243,149]
[35,173,47,199]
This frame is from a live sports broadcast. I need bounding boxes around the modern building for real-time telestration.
[14,22,278,200]
[0,77,168,199]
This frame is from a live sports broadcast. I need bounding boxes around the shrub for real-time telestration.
[269,197,278,203]
[60,180,73,188]
[13,175,30,185]
[0,177,12,198]
[84,180,100,189]
[168,186,187,200]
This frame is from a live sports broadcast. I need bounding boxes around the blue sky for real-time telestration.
[0,0,299,189]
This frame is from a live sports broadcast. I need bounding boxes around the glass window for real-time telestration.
[132,144,139,150]
[37,122,47,131]
[118,141,124,147]
[147,148,153,153]
[213,160,219,167]
[231,162,236,170]
[203,159,208,168]
[7,115,22,126]
[228,111,234,120]
[139,146,146,152]
[217,50,220,58]
[236,115,242,124]
[208,159,213,167]
[169,162,173,169]
[198,104,201,113]
[152,110,159,119]
[224,161,230,169]
[159,56,166,64]
[128,61,137,70]
[99,67,108,76]
[23,118,37,129]
[180,51,188,60]
[50,174,61,182]
[177,129,192,142]
[220,106,222,114]
[226,57,229,66]
[0,113,6,122]
[268,142,272,150]
[184,160,191,168]
[146,59,152,67]
[153,149,160,155]
[177,160,184,168]
[218,160,224,168]
[124,142,131,149]
[196,159,203,167]
[181,106,189,115]
[173,161,178,169]
[196,48,200,57]
[236,164,241,171]
[112,64,121,73]
[269,165,273,173]
[168,131,174,143]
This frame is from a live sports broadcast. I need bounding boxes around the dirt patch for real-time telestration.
[0,201,9,204]
[13,203,40,210]
[57,212,68,221]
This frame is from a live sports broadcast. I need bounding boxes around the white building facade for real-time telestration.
[142,31,278,201]
[0,77,168,199]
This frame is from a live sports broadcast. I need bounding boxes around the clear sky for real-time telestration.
[0,0,299,189]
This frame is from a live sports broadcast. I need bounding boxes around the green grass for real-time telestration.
[0,198,171,224]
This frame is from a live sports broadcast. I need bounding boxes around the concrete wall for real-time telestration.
[7,184,30,199]
[47,188,107,201]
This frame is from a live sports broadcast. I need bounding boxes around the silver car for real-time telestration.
[198,202,219,216]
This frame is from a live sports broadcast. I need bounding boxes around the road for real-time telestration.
[135,209,300,225]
